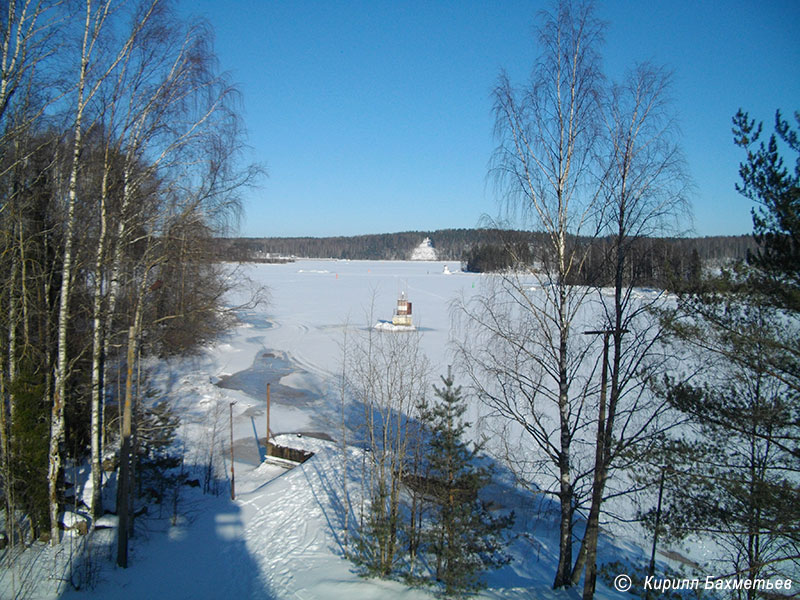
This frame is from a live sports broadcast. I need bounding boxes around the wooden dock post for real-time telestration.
[229,401,236,500]
[266,383,271,444]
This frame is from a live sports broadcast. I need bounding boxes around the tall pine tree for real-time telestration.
[734,109,800,314]
[653,110,800,592]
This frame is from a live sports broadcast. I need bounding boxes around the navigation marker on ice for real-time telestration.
[374,291,417,331]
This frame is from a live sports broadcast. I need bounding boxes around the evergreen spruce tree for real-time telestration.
[9,356,49,540]
[420,369,513,597]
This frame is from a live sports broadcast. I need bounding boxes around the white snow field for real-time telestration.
[1,260,669,600]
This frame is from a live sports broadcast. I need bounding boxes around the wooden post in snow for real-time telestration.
[229,401,236,500]
[116,326,136,567]
[266,383,271,444]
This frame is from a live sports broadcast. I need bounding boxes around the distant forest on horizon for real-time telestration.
[215,229,756,290]
[218,228,754,261]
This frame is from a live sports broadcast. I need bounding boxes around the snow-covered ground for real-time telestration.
[1,260,674,599]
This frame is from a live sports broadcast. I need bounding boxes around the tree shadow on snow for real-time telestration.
[306,396,656,597]
[302,399,574,593]
[58,477,277,600]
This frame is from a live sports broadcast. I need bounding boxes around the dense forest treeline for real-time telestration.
[217,228,531,261]
[217,229,754,288]
[218,228,754,264]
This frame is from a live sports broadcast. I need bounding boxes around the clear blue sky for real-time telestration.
[184,0,800,238]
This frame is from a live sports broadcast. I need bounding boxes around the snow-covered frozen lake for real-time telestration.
[231,258,477,379]
[210,259,484,452]
[6,259,666,600]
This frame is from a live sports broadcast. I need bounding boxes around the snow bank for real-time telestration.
[373,320,417,332]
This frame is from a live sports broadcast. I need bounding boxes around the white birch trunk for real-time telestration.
[88,163,111,520]
[48,0,92,545]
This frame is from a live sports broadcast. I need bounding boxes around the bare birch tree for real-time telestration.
[458,0,605,588]
[346,316,430,576]
[0,0,61,166]
[48,0,162,545]
[569,63,690,598]
[0,0,260,563]
[85,0,244,520]
[106,10,260,564]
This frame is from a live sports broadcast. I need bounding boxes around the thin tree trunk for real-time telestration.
[339,331,349,556]
[89,162,111,520]
[554,241,575,588]
[129,349,141,538]
[0,369,14,546]
[49,0,94,545]
[116,325,136,568]
[18,208,30,348]
[3,216,20,546]
[117,252,153,566]
[573,333,611,596]
[48,106,82,546]
[100,166,132,420]
[572,222,627,594]
[8,221,18,399]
